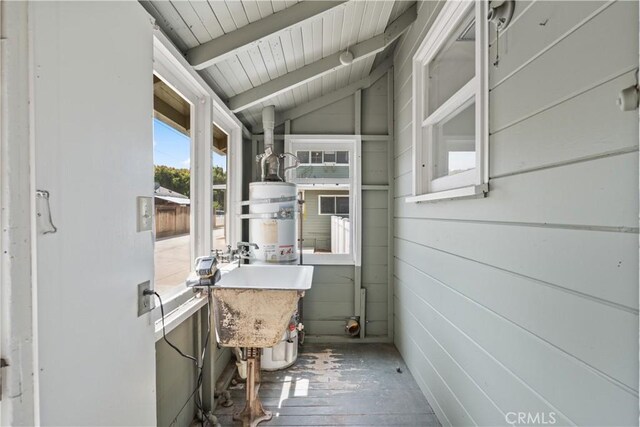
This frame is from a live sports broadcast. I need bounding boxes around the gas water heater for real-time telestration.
[245,105,302,370]
[248,181,298,264]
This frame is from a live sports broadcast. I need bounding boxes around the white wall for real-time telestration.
[393,1,638,425]
[32,2,156,425]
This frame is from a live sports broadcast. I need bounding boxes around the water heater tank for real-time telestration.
[249,182,297,263]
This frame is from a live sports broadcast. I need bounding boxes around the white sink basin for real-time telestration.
[212,265,314,348]
[215,264,314,290]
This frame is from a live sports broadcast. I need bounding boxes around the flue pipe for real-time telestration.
[262,105,276,151]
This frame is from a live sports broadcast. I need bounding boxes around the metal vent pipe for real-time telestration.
[262,105,276,151]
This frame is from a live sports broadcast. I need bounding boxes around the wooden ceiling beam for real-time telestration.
[227,4,416,113]
[186,1,348,71]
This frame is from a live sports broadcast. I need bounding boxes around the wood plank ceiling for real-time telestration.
[141,0,414,132]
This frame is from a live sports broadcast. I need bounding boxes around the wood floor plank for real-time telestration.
[215,344,441,426]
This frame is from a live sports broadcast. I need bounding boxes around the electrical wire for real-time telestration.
[151,290,213,426]
[153,291,198,364]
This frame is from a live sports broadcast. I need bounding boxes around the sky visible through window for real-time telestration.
[153,118,226,169]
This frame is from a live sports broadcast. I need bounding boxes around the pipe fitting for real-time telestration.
[345,317,360,337]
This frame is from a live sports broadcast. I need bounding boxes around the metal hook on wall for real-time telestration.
[36,189,58,234]
[488,0,515,68]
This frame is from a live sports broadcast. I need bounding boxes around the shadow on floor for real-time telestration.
[216,343,441,426]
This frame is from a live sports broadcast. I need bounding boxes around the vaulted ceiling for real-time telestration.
[141,0,415,132]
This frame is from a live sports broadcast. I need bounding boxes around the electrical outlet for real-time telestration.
[138,281,154,317]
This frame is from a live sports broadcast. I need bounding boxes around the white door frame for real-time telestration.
[0,1,38,424]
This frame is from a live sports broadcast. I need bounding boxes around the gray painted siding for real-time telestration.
[290,95,355,134]
[156,314,198,427]
[283,74,392,338]
[303,265,356,335]
[393,1,638,426]
[156,310,229,426]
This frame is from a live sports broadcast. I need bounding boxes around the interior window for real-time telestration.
[336,151,349,164]
[311,151,323,164]
[296,151,310,164]
[212,124,228,251]
[286,137,359,263]
[323,151,336,163]
[152,74,192,297]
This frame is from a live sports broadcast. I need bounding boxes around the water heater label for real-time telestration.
[279,245,294,256]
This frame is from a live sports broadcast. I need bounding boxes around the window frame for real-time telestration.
[151,30,244,329]
[285,135,361,266]
[318,195,350,216]
[409,0,489,203]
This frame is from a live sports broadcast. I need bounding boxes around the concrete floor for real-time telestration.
[216,344,440,426]
[154,229,226,296]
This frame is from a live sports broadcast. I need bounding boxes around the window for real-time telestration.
[152,75,193,299]
[318,195,350,215]
[212,124,228,251]
[297,150,349,166]
[286,135,361,265]
[152,31,243,330]
[410,0,488,202]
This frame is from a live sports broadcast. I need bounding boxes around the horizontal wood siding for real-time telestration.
[303,265,355,335]
[156,314,198,427]
[393,1,638,425]
[290,95,355,134]
[156,310,230,427]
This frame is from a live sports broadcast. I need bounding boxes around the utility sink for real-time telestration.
[212,265,314,348]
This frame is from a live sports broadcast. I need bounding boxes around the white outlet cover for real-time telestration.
[137,196,153,232]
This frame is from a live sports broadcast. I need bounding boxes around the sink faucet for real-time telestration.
[236,242,259,267]
[212,245,234,264]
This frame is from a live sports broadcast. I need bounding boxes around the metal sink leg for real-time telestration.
[233,348,272,427]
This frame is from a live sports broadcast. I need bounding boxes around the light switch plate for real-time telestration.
[137,196,153,232]
[138,281,154,317]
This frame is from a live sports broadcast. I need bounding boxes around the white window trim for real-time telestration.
[285,135,362,266]
[151,31,244,329]
[318,195,350,216]
[409,0,489,203]
[296,150,349,166]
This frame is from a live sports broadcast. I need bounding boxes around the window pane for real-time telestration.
[319,196,335,214]
[311,151,323,164]
[335,196,349,214]
[295,165,350,180]
[432,101,476,179]
[153,117,192,298]
[336,151,349,164]
[296,151,310,164]
[301,190,350,255]
[323,151,336,163]
[426,11,475,115]
[212,125,228,252]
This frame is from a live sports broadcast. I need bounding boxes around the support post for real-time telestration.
[386,68,395,342]
[233,348,271,427]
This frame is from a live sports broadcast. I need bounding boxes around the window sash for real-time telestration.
[411,0,488,200]
[422,87,477,192]
[318,195,350,215]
